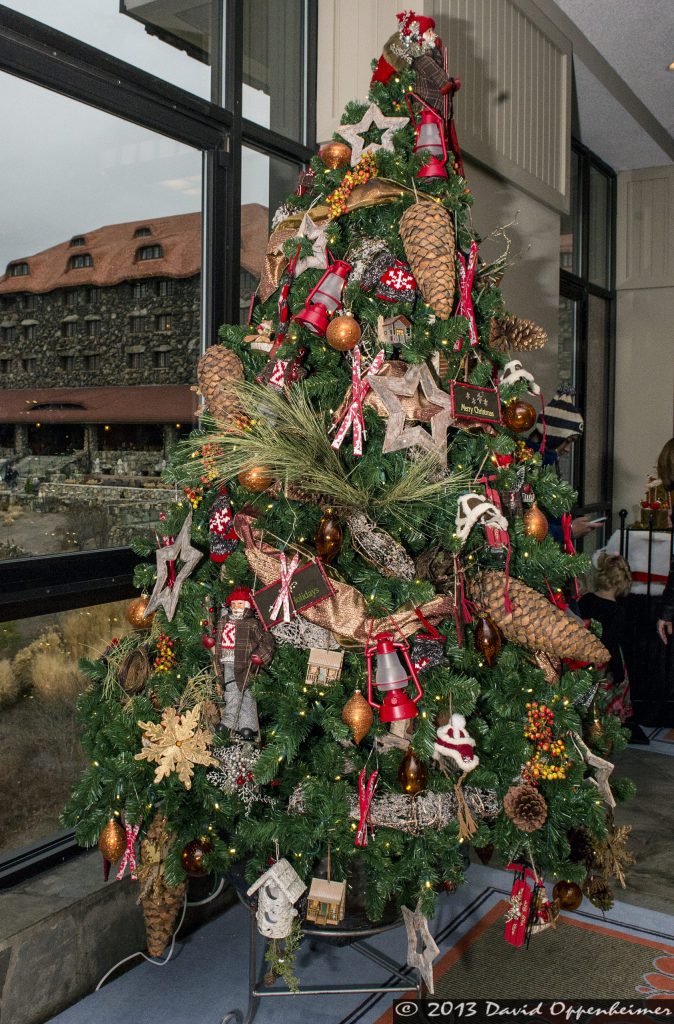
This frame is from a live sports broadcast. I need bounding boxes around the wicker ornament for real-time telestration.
[196,346,247,430]
[98,818,126,863]
[583,875,614,911]
[468,571,610,664]
[119,647,151,695]
[489,316,547,353]
[345,510,416,580]
[399,200,456,319]
[342,689,374,743]
[139,813,186,957]
[503,784,548,832]
[247,859,307,939]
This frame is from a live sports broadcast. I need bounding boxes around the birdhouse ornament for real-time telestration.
[246,858,307,939]
[433,713,479,771]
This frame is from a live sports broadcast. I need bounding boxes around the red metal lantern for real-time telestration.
[365,632,424,723]
[407,93,448,179]
[292,258,352,337]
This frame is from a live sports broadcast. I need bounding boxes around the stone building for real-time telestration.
[0,205,268,463]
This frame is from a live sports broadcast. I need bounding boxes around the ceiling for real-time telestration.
[550,0,674,170]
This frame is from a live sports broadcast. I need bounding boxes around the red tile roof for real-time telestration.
[0,205,270,294]
[0,386,197,424]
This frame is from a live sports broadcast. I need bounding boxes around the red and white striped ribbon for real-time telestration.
[331,347,385,456]
[269,551,300,624]
[355,767,379,847]
[116,822,141,881]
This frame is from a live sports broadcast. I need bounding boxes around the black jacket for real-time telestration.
[662,557,674,623]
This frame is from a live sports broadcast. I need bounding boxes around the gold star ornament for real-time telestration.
[135,704,217,790]
[369,362,454,467]
[144,511,203,622]
[401,902,440,994]
[337,103,409,164]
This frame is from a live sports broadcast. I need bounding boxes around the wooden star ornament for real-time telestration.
[401,902,440,993]
[570,731,616,809]
[369,362,454,467]
[337,103,409,164]
[294,213,329,277]
[144,511,203,622]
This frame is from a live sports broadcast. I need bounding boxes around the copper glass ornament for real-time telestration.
[397,746,428,796]
[238,466,274,492]
[319,141,352,169]
[503,399,537,433]
[181,838,213,877]
[474,843,494,865]
[552,879,582,911]
[522,502,549,542]
[341,689,374,743]
[98,818,126,863]
[126,594,154,630]
[315,512,343,564]
[473,616,503,667]
[325,312,362,351]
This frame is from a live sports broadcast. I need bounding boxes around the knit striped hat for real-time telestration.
[535,386,584,448]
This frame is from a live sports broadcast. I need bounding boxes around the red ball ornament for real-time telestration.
[202,635,216,649]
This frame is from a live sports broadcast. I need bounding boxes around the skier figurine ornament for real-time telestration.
[215,587,275,740]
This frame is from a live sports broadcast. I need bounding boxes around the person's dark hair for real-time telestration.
[657,437,674,491]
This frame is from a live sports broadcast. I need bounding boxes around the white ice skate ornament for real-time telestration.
[498,359,541,396]
[455,493,508,546]
[433,713,479,771]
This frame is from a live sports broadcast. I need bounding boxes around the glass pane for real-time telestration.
[583,296,609,505]
[243,0,306,142]
[3,0,215,100]
[240,147,302,323]
[557,295,580,486]
[588,165,611,289]
[0,599,130,854]
[0,73,201,560]
[560,149,581,276]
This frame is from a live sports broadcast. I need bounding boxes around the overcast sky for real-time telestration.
[1,1,270,270]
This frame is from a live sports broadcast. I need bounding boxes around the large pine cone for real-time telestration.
[196,345,247,430]
[142,882,186,956]
[489,316,547,352]
[503,784,547,832]
[468,571,610,664]
[399,200,455,319]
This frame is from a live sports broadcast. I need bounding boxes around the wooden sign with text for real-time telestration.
[252,560,335,630]
[450,381,501,424]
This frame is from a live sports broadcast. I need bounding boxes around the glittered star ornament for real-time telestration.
[337,103,409,165]
[294,213,329,277]
[401,902,440,994]
[144,511,203,622]
[369,362,454,467]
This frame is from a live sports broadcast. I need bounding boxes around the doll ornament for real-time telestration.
[215,587,275,740]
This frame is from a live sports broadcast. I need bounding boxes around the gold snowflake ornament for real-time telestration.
[135,704,217,789]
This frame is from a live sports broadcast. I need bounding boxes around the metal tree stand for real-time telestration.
[221,871,422,1024]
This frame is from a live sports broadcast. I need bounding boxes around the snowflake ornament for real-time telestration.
[135,704,217,789]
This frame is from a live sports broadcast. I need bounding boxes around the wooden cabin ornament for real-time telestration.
[305,845,346,926]
[246,858,307,939]
[377,314,412,346]
[305,648,344,686]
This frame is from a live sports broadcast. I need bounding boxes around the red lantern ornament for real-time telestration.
[365,632,424,723]
[407,93,448,179]
[293,258,352,337]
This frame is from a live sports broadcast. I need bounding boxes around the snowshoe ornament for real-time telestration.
[454,492,508,546]
[498,359,540,396]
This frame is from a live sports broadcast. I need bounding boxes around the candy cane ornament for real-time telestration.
[355,767,379,847]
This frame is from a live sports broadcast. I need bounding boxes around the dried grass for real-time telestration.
[0,659,20,707]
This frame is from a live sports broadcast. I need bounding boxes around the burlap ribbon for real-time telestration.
[234,513,453,644]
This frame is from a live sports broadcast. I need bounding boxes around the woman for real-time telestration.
[579,553,633,724]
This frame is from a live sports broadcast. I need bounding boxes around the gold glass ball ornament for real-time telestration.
[341,689,374,744]
[318,140,352,169]
[473,616,503,667]
[552,879,583,911]
[397,746,428,796]
[126,594,154,630]
[314,511,343,564]
[325,312,362,351]
[503,399,537,433]
[522,502,549,542]
[237,466,274,493]
[181,838,213,877]
[98,818,126,863]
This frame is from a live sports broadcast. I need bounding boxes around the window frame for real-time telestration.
[0,0,317,886]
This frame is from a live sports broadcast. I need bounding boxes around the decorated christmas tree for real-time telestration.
[63,10,633,979]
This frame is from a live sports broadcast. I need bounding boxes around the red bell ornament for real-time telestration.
[407,93,448,179]
[365,632,423,723]
[293,258,352,337]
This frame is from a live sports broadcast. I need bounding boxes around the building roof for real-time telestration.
[308,878,346,903]
[0,385,197,424]
[246,858,307,903]
[0,205,270,295]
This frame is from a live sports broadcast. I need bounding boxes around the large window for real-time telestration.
[0,1,316,883]
[559,141,616,550]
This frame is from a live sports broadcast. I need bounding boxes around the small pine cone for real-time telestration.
[489,315,547,352]
[567,826,596,867]
[503,784,548,832]
[584,875,614,911]
[201,699,221,729]
[148,690,162,711]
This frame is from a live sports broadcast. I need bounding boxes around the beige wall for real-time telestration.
[615,165,674,519]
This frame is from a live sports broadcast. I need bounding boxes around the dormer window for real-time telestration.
[70,235,86,247]
[137,244,163,261]
[134,226,152,238]
[9,262,29,277]
[70,253,93,269]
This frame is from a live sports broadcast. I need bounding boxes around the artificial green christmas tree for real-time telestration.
[63,10,632,970]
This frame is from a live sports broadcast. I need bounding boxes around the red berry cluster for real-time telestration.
[153,633,177,672]
[523,701,571,784]
[184,484,203,510]
[326,151,378,218]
